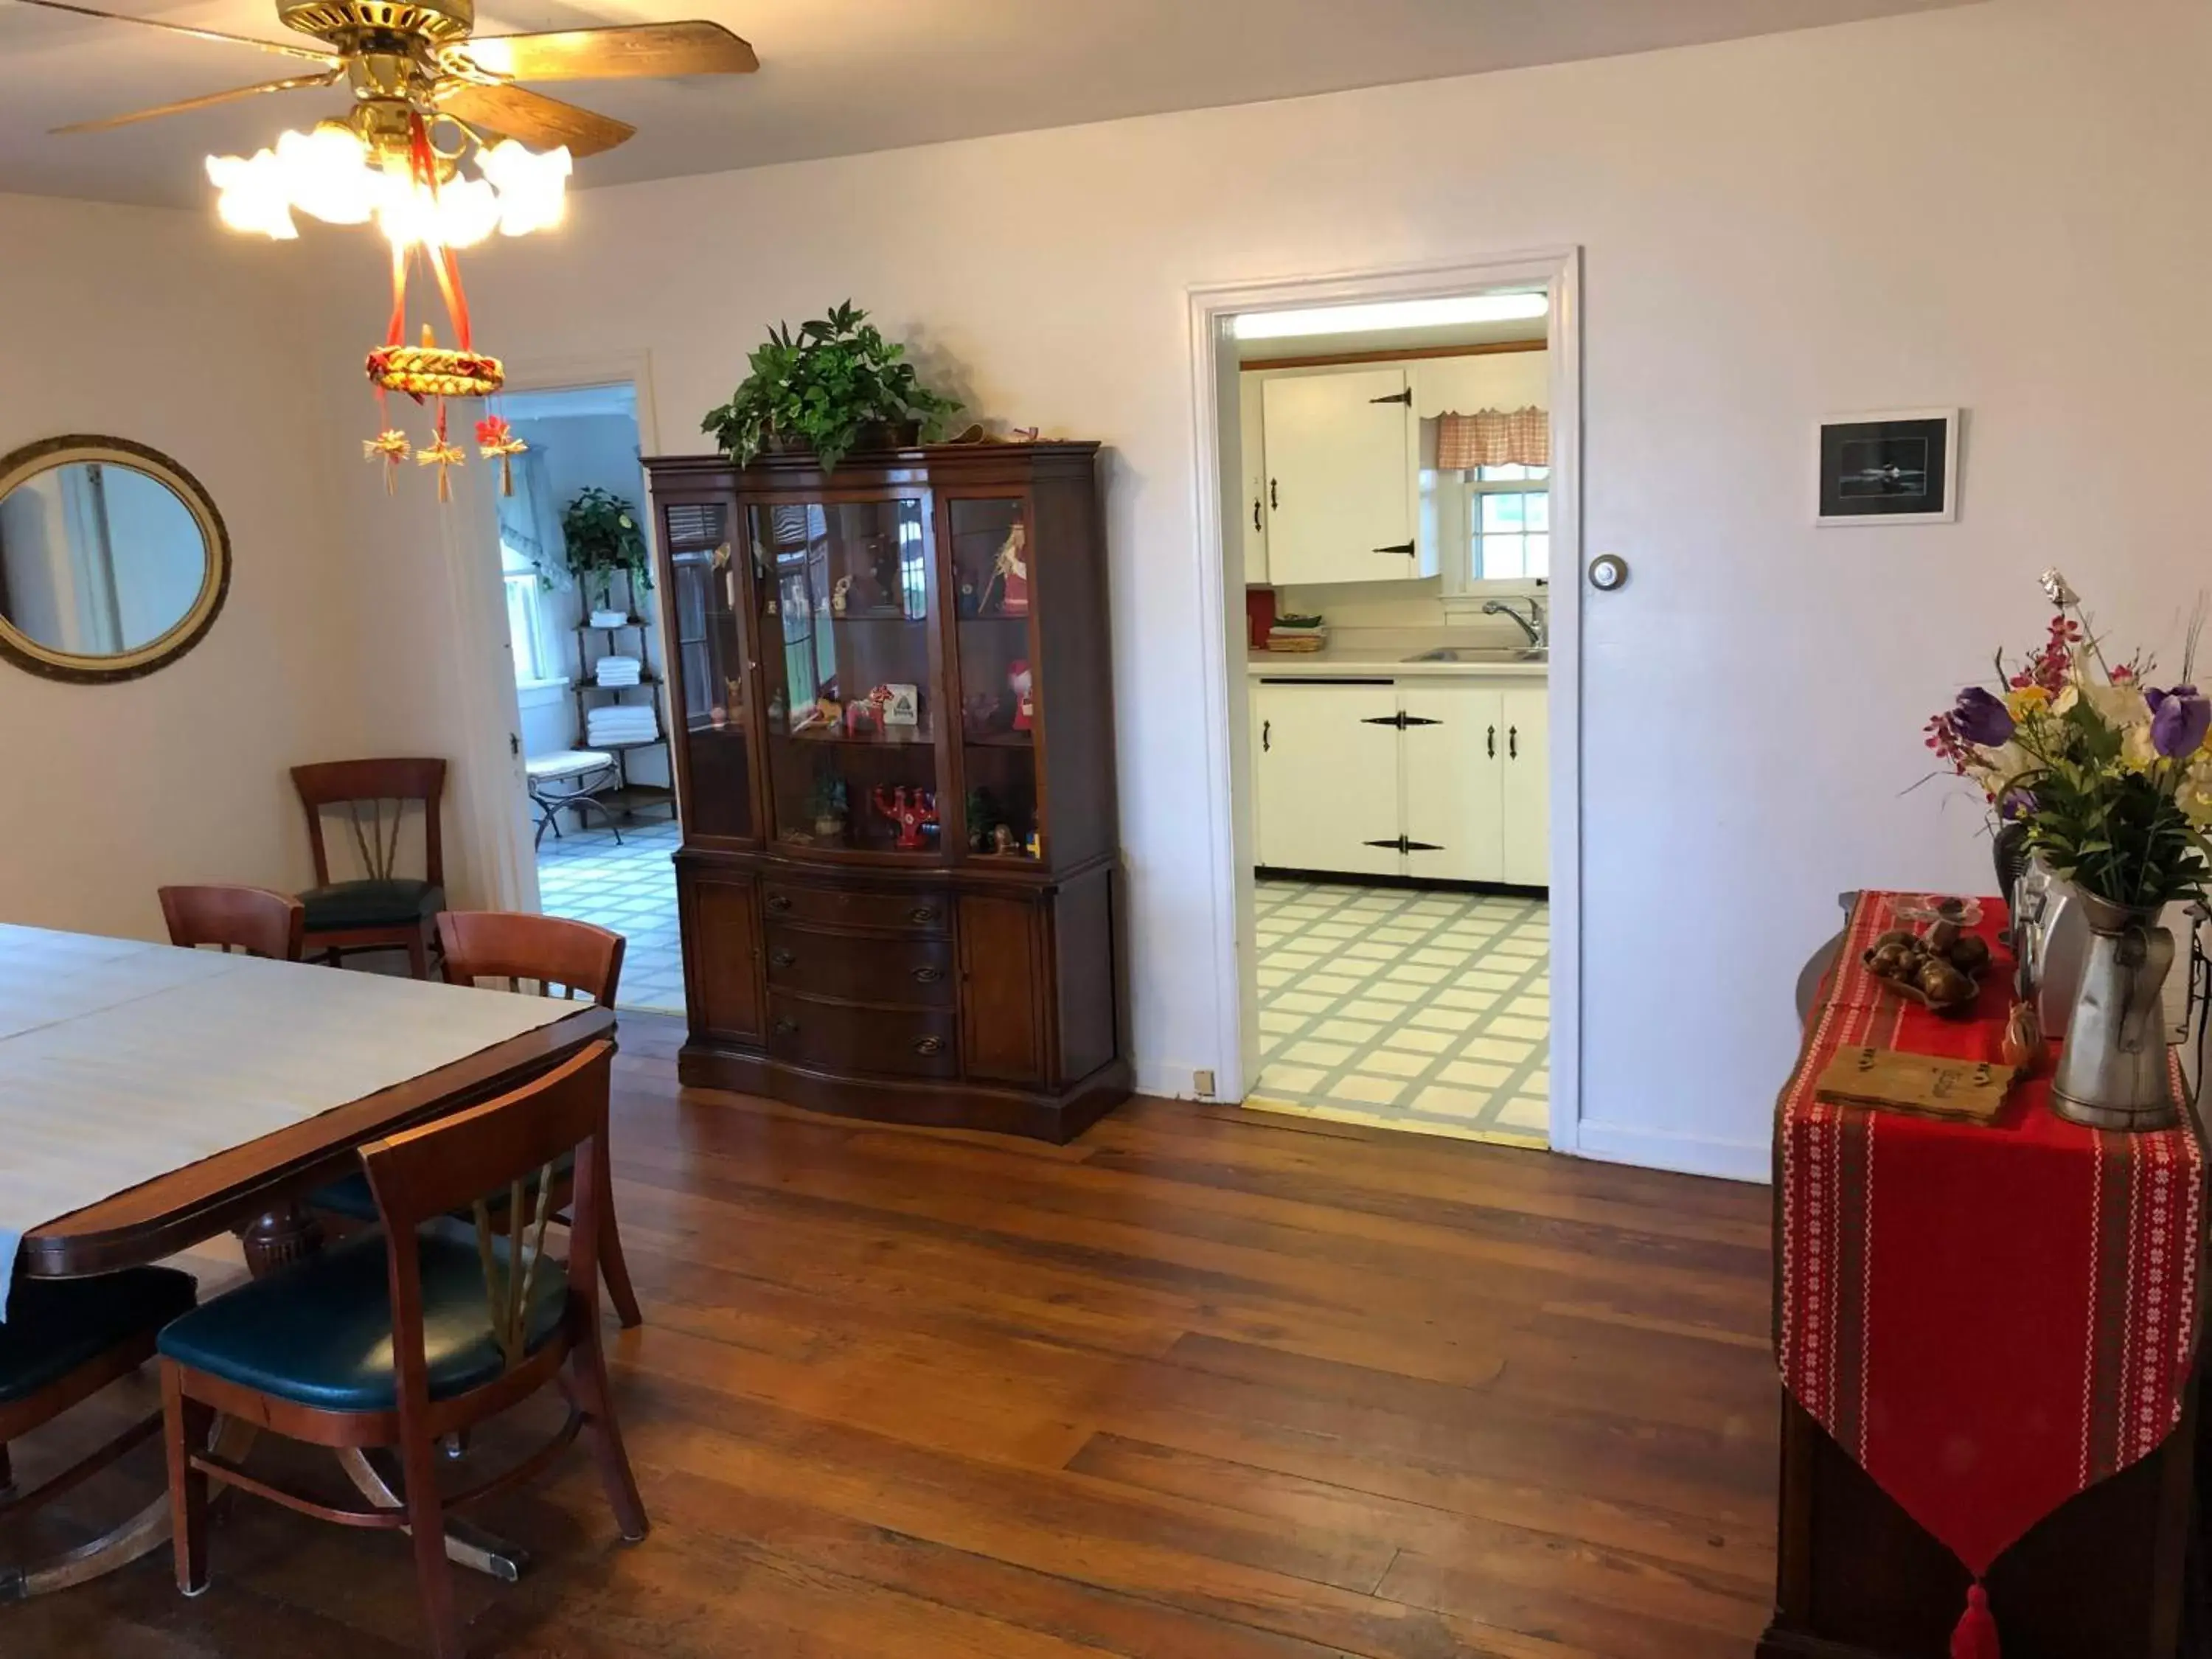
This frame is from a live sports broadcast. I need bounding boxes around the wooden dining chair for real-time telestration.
[290,758,448,978]
[157,1041,645,1658]
[158,884,306,961]
[313,911,644,1330]
[0,1266,198,1598]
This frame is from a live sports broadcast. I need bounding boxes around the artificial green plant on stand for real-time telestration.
[557,486,653,614]
[701,301,963,471]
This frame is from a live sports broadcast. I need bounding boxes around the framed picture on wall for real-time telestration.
[1815,408,1959,526]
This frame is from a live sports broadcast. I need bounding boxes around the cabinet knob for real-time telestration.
[773,1017,798,1037]
[912,966,944,984]
[766,894,793,912]
[914,1036,945,1056]
[770,948,796,969]
[908,905,939,925]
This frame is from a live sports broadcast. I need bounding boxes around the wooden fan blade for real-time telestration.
[6,0,338,63]
[462,21,757,81]
[439,81,636,157]
[54,69,344,134]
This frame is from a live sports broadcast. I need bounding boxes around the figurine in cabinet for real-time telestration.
[872,785,938,851]
[1009,660,1035,731]
[830,574,853,616]
[984,523,1030,616]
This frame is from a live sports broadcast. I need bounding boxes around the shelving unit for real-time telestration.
[571,603,677,824]
[644,442,1127,1142]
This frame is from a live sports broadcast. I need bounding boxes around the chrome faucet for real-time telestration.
[1482,597,1545,647]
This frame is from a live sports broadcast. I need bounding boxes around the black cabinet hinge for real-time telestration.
[1363,835,1447,855]
[1371,540,1416,556]
[1368,389,1413,406]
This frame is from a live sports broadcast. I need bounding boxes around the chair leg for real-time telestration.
[0,1439,13,1500]
[597,1203,645,1331]
[161,1363,212,1597]
[567,1326,648,1543]
[406,926,430,981]
[398,1432,463,1659]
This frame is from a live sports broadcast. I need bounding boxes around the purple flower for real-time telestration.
[1952,686,2015,748]
[2149,685,2211,757]
[1999,788,2037,821]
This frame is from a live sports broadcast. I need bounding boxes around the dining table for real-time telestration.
[0,922,616,1598]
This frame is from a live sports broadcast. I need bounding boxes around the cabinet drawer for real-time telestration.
[760,881,951,935]
[766,926,955,1009]
[768,993,958,1080]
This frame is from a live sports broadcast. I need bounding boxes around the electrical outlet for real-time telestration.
[1193,1068,1217,1097]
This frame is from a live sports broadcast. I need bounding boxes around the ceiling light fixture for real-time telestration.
[1234,293,1550,342]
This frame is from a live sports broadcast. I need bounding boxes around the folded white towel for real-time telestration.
[595,655,641,672]
[587,710,656,730]
[595,671,641,687]
[587,712,658,740]
[589,610,629,629]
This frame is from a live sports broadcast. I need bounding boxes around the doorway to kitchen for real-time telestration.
[1190,252,1582,1152]
[493,381,684,1015]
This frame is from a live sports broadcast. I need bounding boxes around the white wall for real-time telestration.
[0,193,361,940]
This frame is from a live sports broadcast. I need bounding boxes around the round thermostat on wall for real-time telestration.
[1588,554,1630,592]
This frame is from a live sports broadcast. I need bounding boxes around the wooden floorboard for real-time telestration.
[5,1012,1778,1656]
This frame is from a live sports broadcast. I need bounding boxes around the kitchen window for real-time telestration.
[1467,465,1550,583]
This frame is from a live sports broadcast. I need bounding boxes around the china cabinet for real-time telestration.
[644,442,1127,1142]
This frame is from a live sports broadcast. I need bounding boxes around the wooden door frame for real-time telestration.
[1183,249,1585,1156]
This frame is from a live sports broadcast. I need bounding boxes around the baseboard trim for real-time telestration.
[1573,1119,1771,1184]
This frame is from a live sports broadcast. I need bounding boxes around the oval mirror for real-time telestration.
[0,436,229,683]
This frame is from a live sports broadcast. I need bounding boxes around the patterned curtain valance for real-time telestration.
[1436,407,1548,470]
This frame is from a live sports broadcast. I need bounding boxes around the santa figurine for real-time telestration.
[1009,661,1035,731]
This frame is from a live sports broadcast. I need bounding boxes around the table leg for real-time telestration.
[334,1448,529,1583]
[237,1203,324,1278]
[0,1417,255,1600]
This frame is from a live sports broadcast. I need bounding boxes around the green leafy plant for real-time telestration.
[701,301,963,471]
[557,486,651,611]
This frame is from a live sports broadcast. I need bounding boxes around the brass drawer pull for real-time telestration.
[773,1017,798,1037]
[914,1036,945,1056]
[912,966,944,984]
[766,894,793,913]
[908,905,939,925]
[771,948,797,968]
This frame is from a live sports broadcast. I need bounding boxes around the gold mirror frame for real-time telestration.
[0,434,231,685]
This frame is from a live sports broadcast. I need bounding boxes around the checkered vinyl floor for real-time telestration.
[536,818,684,1015]
[1251,880,1550,1147]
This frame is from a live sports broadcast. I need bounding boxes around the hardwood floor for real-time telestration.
[7,1012,1778,1657]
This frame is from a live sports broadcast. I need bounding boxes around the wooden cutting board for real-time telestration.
[1815,1046,2019,1123]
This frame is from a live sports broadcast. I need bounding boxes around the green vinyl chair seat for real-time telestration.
[311,1148,578,1225]
[299,879,443,933]
[156,1220,566,1413]
[1,1266,196,1407]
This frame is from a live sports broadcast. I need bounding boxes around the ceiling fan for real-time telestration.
[14,0,757,160]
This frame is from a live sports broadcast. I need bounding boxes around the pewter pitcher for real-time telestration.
[2049,891,2177,1130]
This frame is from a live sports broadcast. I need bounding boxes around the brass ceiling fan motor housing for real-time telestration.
[276,0,473,50]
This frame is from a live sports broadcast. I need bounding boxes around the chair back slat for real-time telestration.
[290,758,447,889]
[158,885,305,961]
[437,911,625,1007]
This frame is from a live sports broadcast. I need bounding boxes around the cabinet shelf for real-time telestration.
[963,731,1034,748]
[777,725,936,748]
[576,617,648,631]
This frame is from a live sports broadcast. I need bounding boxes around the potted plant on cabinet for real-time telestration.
[557,486,653,615]
[701,301,963,472]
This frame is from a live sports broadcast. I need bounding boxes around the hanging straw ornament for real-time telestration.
[363,429,411,493]
[475,414,527,495]
[360,111,504,501]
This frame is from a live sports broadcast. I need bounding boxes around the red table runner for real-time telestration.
[1777,891,2203,1654]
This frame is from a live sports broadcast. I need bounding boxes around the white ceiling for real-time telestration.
[1,0,1975,209]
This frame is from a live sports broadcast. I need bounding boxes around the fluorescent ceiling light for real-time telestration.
[1234,292,1548,341]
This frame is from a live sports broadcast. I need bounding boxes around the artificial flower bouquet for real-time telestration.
[1924,571,2212,911]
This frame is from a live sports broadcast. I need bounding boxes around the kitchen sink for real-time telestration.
[1402,647,1547,664]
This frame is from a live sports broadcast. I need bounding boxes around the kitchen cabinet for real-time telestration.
[1239,375,1270,586]
[1501,686,1549,887]
[1402,683,1506,883]
[1251,680,1402,878]
[1252,675,1547,888]
[1260,368,1416,587]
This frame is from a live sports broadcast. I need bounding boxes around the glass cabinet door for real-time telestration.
[948,498,1041,862]
[661,497,754,841]
[753,498,942,855]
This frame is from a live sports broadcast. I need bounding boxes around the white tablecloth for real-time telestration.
[0,924,581,1315]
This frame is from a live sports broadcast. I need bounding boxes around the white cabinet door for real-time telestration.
[1400,683,1506,883]
[1501,686,1549,887]
[1252,681,1403,877]
[1239,375,1270,586]
[1261,369,1416,587]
